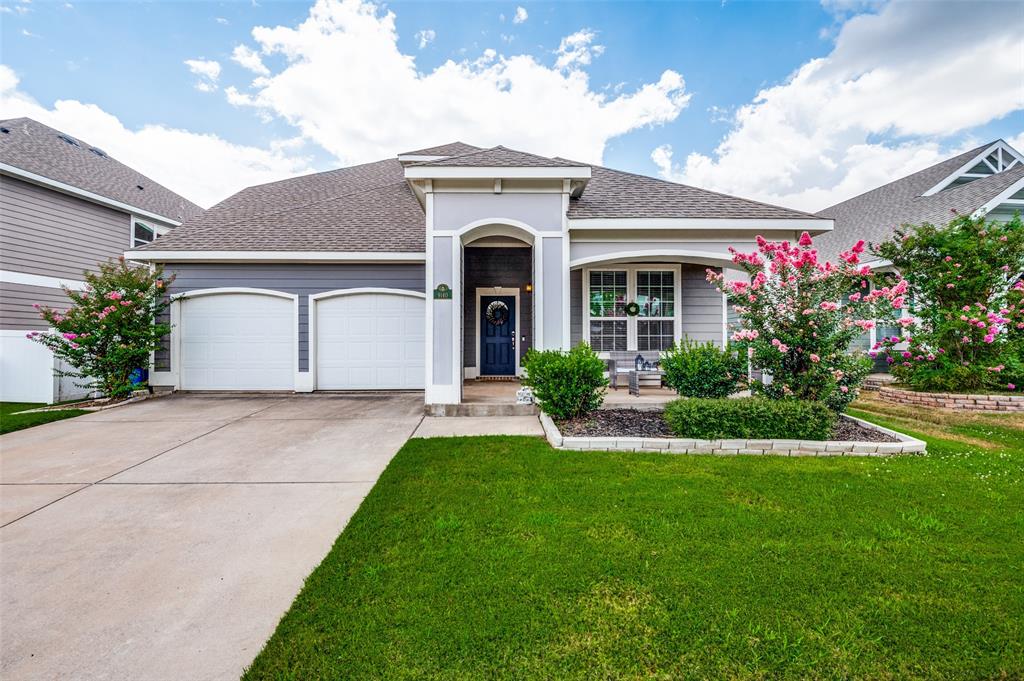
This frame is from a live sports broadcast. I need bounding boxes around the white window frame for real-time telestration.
[582,264,682,354]
[130,215,171,248]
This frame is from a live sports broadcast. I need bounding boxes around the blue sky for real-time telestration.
[1,0,1021,208]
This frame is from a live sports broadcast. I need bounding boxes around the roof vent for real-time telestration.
[89,147,107,158]
[0,127,9,134]
[58,134,80,147]
[136,184,144,191]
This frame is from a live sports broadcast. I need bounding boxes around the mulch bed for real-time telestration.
[557,409,900,443]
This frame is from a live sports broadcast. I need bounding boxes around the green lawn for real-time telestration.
[245,398,1024,680]
[0,401,88,435]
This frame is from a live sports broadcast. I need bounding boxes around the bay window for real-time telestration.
[585,266,681,353]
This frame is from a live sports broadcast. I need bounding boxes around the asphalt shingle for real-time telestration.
[413,146,589,168]
[0,117,202,223]
[399,142,482,157]
[814,143,1023,262]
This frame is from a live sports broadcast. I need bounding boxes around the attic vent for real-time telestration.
[58,134,80,147]
[89,147,107,158]
[0,127,9,134]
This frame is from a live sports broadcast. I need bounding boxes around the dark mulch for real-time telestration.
[832,418,899,442]
[558,409,672,438]
[557,409,900,442]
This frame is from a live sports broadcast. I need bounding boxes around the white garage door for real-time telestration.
[316,292,424,390]
[180,293,294,390]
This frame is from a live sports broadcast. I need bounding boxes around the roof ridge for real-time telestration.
[565,158,823,221]
[817,141,997,214]
[233,156,399,193]
[204,178,416,232]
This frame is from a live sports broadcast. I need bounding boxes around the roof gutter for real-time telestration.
[125,250,427,264]
[0,162,183,227]
[567,217,833,231]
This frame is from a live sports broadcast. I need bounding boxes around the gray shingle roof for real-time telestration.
[568,163,824,221]
[814,143,1022,262]
[135,157,425,252]
[0,117,202,223]
[399,141,481,157]
[137,142,829,254]
[413,146,589,168]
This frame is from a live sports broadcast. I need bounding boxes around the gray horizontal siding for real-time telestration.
[1,175,130,280]
[570,268,582,346]
[681,264,724,347]
[159,263,425,372]
[0,281,72,330]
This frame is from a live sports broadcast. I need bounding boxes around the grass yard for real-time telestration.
[0,401,88,435]
[245,397,1024,680]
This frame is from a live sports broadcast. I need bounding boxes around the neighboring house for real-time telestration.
[814,139,1024,363]
[127,141,831,407]
[0,117,203,403]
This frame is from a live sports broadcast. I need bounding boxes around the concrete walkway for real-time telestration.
[0,393,423,681]
[413,415,543,438]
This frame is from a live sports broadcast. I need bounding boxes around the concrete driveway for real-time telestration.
[0,393,423,681]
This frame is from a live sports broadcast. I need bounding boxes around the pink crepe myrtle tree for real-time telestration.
[29,258,174,398]
[708,231,906,411]
[871,213,1024,392]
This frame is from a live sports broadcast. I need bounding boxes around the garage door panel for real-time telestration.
[181,294,294,390]
[316,293,424,390]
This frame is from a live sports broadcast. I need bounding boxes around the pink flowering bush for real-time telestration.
[708,232,905,412]
[873,214,1024,392]
[29,258,174,398]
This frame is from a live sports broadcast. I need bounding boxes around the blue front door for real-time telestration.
[480,295,516,375]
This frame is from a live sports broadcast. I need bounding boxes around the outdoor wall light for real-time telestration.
[525,283,533,292]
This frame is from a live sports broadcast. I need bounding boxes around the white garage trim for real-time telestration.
[310,288,426,391]
[165,288,300,391]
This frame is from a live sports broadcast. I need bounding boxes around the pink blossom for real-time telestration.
[891,296,905,309]
[944,256,953,262]
[810,353,820,363]
[105,291,123,301]
[840,386,849,393]
[62,332,78,340]
[1009,383,1017,391]
[819,301,839,312]
[848,292,861,302]
[798,231,813,247]
[897,317,914,327]
[983,334,995,343]
[946,283,955,289]
[777,343,789,353]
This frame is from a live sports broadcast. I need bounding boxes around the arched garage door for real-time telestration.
[315,291,425,390]
[180,291,295,390]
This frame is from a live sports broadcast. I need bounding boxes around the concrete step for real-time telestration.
[425,402,539,417]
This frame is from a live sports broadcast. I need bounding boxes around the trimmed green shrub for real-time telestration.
[661,340,746,398]
[824,352,874,413]
[663,397,836,440]
[522,344,608,419]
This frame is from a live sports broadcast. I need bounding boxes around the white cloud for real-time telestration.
[20,28,38,37]
[231,44,270,76]
[513,6,528,24]
[215,17,229,25]
[414,28,435,49]
[554,29,604,70]
[184,58,221,81]
[184,58,221,92]
[224,0,688,165]
[1007,132,1024,154]
[0,65,313,207]
[655,0,1024,211]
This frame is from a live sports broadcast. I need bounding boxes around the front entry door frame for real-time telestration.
[474,287,522,377]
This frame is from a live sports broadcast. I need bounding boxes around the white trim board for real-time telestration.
[474,287,523,378]
[923,140,1024,197]
[406,166,592,180]
[568,217,833,231]
[1,163,184,226]
[126,250,427,263]
[975,175,1024,217]
[0,270,87,291]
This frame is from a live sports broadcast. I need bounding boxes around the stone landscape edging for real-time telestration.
[538,412,927,456]
[879,386,1024,412]
[14,389,164,414]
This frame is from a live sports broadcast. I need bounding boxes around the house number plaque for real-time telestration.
[433,283,452,300]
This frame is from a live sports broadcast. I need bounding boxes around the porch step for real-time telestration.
[425,403,540,417]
